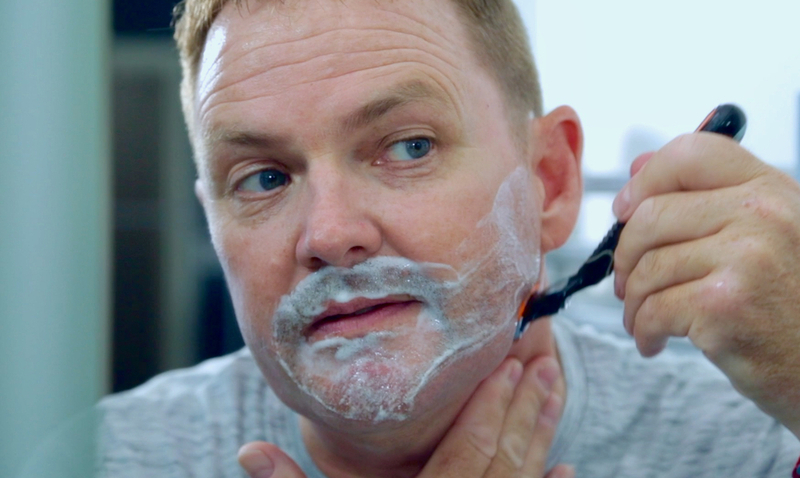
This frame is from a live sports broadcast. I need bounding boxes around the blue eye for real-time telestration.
[388,138,432,161]
[240,169,289,192]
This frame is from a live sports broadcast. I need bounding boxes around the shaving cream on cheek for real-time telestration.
[262,167,541,424]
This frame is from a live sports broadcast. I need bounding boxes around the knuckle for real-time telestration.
[742,190,792,224]
[634,291,683,349]
[741,175,800,240]
[689,315,729,362]
[624,272,647,310]
[518,384,546,416]
[630,196,661,234]
[700,269,745,313]
[662,133,700,161]
[516,392,545,430]
[765,197,796,238]
[727,235,775,285]
[689,273,747,360]
[483,364,518,408]
[465,425,498,461]
[498,434,526,470]
[636,248,664,281]
[634,294,661,336]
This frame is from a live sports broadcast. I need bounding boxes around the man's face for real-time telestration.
[195,0,544,428]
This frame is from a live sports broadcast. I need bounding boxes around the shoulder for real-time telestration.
[101,348,262,412]
[99,348,268,435]
[554,315,800,477]
[96,349,291,477]
[554,313,731,400]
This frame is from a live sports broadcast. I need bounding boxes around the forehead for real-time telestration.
[200,0,469,73]
[194,0,482,130]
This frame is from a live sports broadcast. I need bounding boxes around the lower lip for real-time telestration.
[309,301,421,341]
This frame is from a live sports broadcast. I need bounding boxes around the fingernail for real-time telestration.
[645,338,669,357]
[613,184,630,219]
[507,359,523,386]
[536,357,559,392]
[238,448,275,478]
[614,275,624,300]
[623,308,633,336]
[540,394,563,427]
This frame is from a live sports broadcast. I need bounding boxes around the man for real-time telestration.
[95,0,800,476]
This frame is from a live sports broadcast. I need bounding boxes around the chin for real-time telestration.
[258,318,516,437]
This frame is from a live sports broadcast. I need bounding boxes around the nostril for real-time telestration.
[306,256,326,272]
[349,245,367,256]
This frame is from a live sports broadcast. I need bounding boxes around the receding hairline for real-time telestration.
[175,0,543,158]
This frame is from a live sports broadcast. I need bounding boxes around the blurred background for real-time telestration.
[1,0,798,475]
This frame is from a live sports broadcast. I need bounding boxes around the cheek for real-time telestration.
[382,180,499,266]
[211,218,297,340]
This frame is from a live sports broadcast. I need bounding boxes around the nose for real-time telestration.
[295,169,382,270]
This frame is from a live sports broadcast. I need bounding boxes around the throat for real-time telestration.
[298,413,445,478]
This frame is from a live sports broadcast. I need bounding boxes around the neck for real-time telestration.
[301,318,564,478]
[299,409,449,478]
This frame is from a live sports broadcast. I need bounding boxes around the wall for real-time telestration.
[0,1,110,476]
[518,0,800,175]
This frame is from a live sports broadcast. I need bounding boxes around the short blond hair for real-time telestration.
[173,0,543,148]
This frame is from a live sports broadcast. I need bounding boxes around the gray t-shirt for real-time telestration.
[21,317,800,477]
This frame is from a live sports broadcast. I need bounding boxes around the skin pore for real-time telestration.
[193,0,582,476]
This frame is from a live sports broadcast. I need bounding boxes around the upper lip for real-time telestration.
[307,295,417,333]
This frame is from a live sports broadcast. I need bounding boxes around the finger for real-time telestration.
[238,442,307,478]
[630,278,708,357]
[614,188,734,299]
[613,133,766,221]
[622,235,718,336]
[420,358,523,477]
[630,151,655,177]
[483,357,561,477]
[545,464,575,478]
[520,392,563,478]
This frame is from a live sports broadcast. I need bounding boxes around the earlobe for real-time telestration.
[531,105,583,253]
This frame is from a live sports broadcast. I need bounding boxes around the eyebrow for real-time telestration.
[341,79,452,132]
[205,80,452,152]
[207,129,288,151]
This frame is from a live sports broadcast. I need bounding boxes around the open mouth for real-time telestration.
[307,297,421,341]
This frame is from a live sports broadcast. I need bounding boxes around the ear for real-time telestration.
[529,105,583,253]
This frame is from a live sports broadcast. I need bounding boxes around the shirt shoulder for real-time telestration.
[554,316,800,477]
[100,348,261,413]
[96,349,301,477]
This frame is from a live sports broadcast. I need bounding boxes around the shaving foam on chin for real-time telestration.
[264,167,542,423]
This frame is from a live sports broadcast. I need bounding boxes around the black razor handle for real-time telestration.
[514,104,747,340]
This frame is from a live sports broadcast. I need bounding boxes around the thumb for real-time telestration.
[630,151,655,177]
[238,441,307,478]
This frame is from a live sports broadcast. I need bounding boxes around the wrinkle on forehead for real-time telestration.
[221,0,458,52]
[200,28,462,107]
[205,78,453,147]
[195,0,476,127]
[198,45,464,125]
[198,65,466,165]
